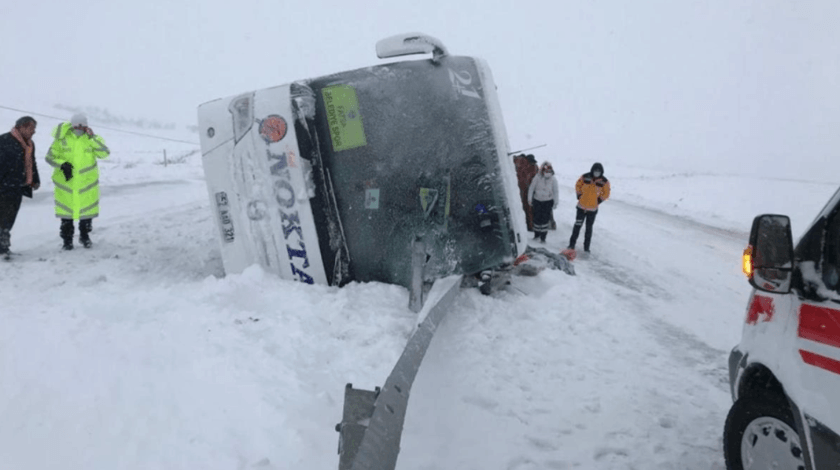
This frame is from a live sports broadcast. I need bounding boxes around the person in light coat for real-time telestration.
[527,161,559,243]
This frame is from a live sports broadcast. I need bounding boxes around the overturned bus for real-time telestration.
[197,33,527,297]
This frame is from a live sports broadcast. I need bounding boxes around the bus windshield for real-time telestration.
[295,56,518,287]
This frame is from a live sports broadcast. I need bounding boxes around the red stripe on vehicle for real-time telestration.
[798,304,840,349]
[800,350,840,375]
[746,295,775,325]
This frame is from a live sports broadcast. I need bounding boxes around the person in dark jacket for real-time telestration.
[514,153,539,231]
[568,162,610,253]
[0,116,40,257]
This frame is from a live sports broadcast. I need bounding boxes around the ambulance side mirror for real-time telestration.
[744,214,795,294]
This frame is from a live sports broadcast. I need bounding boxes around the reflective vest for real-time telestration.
[45,123,110,220]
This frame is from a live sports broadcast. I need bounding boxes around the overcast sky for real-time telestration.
[2,0,838,178]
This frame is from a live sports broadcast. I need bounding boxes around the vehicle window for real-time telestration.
[304,57,516,287]
[822,211,840,292]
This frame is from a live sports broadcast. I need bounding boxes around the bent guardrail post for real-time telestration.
[336,275,463,470]
[408,237,427,313]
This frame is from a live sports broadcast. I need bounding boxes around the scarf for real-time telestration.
[10,127,34,186]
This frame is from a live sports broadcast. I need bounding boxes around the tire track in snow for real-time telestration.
[398,194,745,469]
[582,255,730,389]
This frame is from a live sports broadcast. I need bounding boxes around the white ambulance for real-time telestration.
[196,33,526,291]
[726,187,840,469]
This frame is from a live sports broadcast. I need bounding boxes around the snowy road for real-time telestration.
[1,177,754,469]
[400,189,750,469]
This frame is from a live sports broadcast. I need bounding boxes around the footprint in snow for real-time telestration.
[593,446,630,460]
[526,435,559,452]
[461,395,499,411]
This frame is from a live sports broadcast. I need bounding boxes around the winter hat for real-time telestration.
[70,113,88,128]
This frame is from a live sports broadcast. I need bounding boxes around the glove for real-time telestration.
[60,162,73,181]
[597,197,603,205]
[576,194,581,200]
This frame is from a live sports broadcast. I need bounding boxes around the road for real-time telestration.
[1,180,754,470]
[398,189,751,469]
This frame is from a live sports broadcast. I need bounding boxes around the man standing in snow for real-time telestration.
[45,113,109,250]
[568,162,610,253]
[528,161,559,243]
[0,116,41,257]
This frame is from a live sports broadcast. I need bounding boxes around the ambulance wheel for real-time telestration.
[723,394,806,470]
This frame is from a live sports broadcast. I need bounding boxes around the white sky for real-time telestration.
[2,0,839,178]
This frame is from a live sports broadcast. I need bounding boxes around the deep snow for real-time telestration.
[1,106,838,469]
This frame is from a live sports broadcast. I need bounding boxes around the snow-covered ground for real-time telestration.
[1,107,839,469]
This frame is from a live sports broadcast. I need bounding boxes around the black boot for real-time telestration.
[79,219,93,248]
[60,219,74,250]
[0,228,10,255]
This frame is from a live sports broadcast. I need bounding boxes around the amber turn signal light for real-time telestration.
[742,245,753,278]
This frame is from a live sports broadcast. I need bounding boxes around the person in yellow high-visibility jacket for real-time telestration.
[45,114,109,250]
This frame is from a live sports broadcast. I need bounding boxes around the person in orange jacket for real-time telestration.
[568,162,610,252]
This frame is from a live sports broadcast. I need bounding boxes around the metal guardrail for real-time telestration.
[336,274,463,470]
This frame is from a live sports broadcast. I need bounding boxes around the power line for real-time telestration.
[508,144,547,155]
[0,104,200,146]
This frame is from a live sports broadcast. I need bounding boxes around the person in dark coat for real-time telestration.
[514,153,539,230]
[0,116,40,256]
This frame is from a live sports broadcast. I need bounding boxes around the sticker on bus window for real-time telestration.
[365,189,380,210]
[419,188,439,217]
[323,85,367,152]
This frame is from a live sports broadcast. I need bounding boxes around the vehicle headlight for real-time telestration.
[229,94,255,143]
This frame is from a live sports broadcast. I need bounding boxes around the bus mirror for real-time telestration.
[376,33,449,62]
[746,214,794,294]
